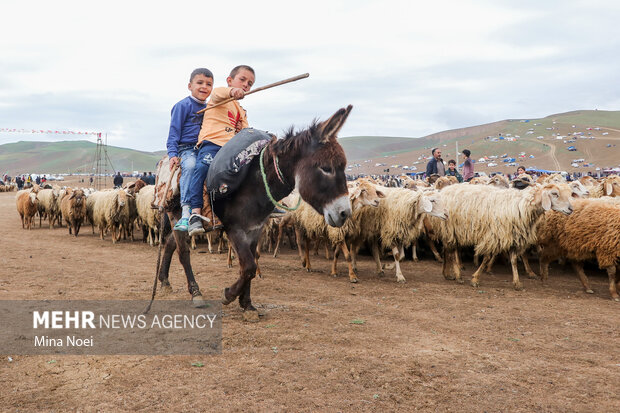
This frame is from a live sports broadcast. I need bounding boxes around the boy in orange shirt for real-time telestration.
[187,65,255,235]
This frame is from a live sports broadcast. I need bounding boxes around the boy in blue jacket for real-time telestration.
[166,68,214,230]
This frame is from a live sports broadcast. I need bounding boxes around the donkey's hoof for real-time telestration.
[243,309,260,323]
[377,270,385,277]
[513,282,524,291]
[160,284,173,295]
[349,277,358,283]
[585,289,594,294]
[456,278,464,285]
[221,288,235,305]
[470,280,479,288]
[192,294,207,308]
[613,297,619,302]
[444,274,455,281]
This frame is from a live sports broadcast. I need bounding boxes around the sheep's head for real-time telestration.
[417,192,448,220]
[69,189,85,206]
[28,192,37,205]
[349,180,385,211]
[603,175,620,197]
[535,184,573,214]
[433,176,453,190]
[488,174,509,188]
[567,181,589,198]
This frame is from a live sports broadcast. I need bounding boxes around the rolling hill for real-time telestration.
[1,110,619,176]
[339,110,620,175]
[0,140,165,175]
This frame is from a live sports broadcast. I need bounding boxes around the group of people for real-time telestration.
[425,148,475,182]
[166,65,255,236]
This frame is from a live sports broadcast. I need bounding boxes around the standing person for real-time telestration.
[187,65,255,235]
[147,172,155,185]
[166,68,215,231]
[446,159,463,182]
[462,149,474,182]
[425,148,445,178]
[113,172,123,188]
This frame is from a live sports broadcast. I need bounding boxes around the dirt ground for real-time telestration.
[1,186,619,412]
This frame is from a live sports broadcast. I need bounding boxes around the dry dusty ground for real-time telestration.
[0,189,619,412]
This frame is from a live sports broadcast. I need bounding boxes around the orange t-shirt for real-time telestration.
[197,87,249,147]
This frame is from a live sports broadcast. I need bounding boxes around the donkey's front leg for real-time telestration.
[171,227,205,307]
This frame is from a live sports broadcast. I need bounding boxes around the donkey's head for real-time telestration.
[293,105,352,227]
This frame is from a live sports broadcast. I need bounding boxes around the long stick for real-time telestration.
[196,73,309,114]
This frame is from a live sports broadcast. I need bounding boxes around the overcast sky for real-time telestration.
[1,0,619,152]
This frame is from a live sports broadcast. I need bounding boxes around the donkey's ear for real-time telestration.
[318,105,353,143]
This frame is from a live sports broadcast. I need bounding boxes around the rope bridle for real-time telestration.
[259,145,301,211]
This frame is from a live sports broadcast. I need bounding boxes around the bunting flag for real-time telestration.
[0,128,101,138]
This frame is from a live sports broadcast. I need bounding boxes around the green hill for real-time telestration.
[0,140,165,175]
[1,110,619,176]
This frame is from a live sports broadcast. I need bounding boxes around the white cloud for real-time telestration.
[1,0,619,151]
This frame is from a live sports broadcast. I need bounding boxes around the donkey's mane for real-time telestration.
[271,120,321,155]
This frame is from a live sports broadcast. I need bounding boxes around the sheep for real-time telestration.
[135,184,161,246]
[432,176,453,190]
[537,199,620,300]
[350,187,447,283]
[469,176,490,185]
[60,189,87,236]
[326,180,386,282]
[579,175,597,187]
[589,175,620,198]
[15,190,39,230]
[290,179,385,277]
[434,183,573,290]
[89,189,130,243]
[487,174,510,188]
[36,188,61,229]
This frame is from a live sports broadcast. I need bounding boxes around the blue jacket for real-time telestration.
[166,96,206,158]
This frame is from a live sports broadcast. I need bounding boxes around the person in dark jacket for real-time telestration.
[425,147,445,178]
[113,172,123,188]
[446,159,463,182]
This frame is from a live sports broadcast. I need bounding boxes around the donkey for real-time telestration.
[156,106,353,321]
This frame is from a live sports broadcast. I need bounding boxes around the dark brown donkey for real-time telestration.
[156,105,353,321]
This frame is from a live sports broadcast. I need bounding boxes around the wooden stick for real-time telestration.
[196,73,309,114]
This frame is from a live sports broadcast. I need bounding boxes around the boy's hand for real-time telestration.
[169,156,179,170]
[229,88,245,100]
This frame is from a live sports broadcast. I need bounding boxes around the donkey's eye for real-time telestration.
[320,166,333,174]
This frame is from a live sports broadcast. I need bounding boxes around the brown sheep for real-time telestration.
[61,189,87,237]
[16,190,39,230]
[538,199,620,300]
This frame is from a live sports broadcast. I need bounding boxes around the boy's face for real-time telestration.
[227,69,255,92]
[448,163,456,170]
[188,74,214,101]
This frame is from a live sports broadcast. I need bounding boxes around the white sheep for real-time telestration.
[434,183,573,290]
[89,189,131,243]
[350,187,448,283]
[135,185,161,246]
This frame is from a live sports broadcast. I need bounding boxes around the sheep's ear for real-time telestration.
[375,189,386,198]
[420,197,433,213]
[605,182,612,195]
[69,192,76,200]
[541,191,552,211]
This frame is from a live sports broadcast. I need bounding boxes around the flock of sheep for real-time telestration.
[11,172,620,301]
[282,173,620,301]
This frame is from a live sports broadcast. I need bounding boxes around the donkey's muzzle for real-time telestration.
[323,194,351,227]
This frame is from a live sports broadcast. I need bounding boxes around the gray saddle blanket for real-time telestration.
[207,128,272,200]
